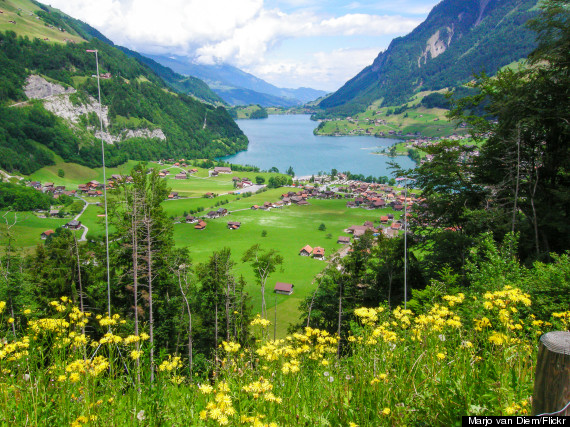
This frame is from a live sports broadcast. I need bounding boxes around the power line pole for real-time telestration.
[87,49,112,319]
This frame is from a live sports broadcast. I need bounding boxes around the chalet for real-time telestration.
[175,173,188,180]
[313,247,325,260]
[296,200,309,206]
[205,192,214,198]
[64,220,82,230]
[337,236,350,244]
[49,209,60,217]
[44,182,54,189]
[251,205,259,210]
[55,186,66,193]
[100,73,112,79]
[210,171,219,177]
[380,216,389,224]
[168,192,179,199]
[363,221,374,228]
[262,202,272,210]
[371,200,386,209]
[282,197,291,205]
[194,220,207,230]
[160,170,170,176]
[87,191,97,197]
[96,191,103,196]
[29,181,42,189]
[274,282,294,295]
[110,174,122,181]
[214,167,232,174]
[207,211,219,219]
[354,197,364,206]
[188,168,198,174]
[299,245,313,257]
[185,215,198,224]
[393,204,404,211]
[391,222,402,230]
[216,208,228,217]
[346,201,356,208]
[87,181,101,188]
[227,221,241,230]
[41,230,55,239]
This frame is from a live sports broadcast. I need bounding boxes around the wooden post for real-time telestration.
[532,331,570,415]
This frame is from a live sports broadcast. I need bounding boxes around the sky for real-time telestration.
[44,0,440,91]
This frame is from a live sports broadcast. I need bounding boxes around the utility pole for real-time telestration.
[87,49,112,319]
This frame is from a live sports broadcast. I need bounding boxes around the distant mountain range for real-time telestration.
[318,0,539,116]
[144,54,328,107]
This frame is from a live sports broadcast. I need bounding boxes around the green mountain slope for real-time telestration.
[319,0,539,115]
[0,2,247,175]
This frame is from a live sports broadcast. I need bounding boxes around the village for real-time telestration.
[20,161,414,307]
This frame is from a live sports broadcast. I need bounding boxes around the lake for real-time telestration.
[221,114,415,177]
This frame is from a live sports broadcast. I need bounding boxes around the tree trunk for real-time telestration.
[73,234,85,336]
[132,193,141,387]
[145,213,154,383]
[337,281,343,358]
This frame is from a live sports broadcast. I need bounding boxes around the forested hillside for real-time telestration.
[0,2,247,175]
[319,0,539,115]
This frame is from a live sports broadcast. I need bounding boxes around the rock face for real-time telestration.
[24,75,75,99]
[24,75,166,144]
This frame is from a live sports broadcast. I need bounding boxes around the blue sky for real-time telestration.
[45,0,439,91]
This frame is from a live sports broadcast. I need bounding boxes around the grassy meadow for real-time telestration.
[0,0,85,46]
[6,161,403,335]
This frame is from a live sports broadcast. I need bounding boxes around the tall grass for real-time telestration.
[0,288,568,426]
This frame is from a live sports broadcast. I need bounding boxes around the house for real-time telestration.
[214,167,232,174]
[313,247,325,259]
[168,192,179,199]
[299,245,313,256]
[363,221,374,228]
[217,208,228,217]
[227,221,241,230]
[391,222,402,230]
[337,236,350,244]
[393,204,404,211]
[194,220,207,230]
[251,205,259,210]
[185,215,198,224]
[175,173,188,180]
[49,209,60,217]
[274,282,294,295]
[207,211,219,219]
[41,230,55,240]
[64,220,82,230]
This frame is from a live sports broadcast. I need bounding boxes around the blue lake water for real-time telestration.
[221,114,415,177]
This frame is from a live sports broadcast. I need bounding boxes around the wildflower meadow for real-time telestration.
[0,286,568,426]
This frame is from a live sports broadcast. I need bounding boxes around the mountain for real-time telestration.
[117,47,226,106]
[318,0,539,115]
[0,0,247,175]
[144,54,328,107]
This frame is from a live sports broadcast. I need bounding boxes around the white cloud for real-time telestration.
[247,47,382,91]
[44,0,423,89]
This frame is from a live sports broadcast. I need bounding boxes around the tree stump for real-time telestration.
[532,331,570,415]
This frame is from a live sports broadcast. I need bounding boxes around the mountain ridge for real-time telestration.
[318,0,539,115]
[145,54,328,107]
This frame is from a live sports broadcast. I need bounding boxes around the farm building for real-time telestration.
[274,282,294,295]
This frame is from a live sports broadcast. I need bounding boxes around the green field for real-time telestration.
[315,89,468,139]
[6,160,405,336]
[0,0,85,45]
